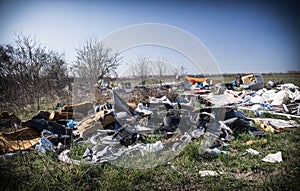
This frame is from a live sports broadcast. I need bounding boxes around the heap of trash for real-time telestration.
[1,73,299,167]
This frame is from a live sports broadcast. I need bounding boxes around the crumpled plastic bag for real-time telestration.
[271,90,290,106]
[199,170,222,177]
[35,137,56,153]
[262,151,282,163]
[246,148,260,155]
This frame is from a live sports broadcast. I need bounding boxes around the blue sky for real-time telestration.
[0,0,299,74]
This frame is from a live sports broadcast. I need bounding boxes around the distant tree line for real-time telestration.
[0,34,122,112]
[1,33,179,112]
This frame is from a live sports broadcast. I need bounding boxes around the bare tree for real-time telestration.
[132,55,152,84]
[153,58,167,85]
[129,63,136,78]
[74,37,122,81]
[14,34,69,109]
[72,37,122,103]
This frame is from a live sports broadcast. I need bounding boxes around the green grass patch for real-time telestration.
[1,127,299,190]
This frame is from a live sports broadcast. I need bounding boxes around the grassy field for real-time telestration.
[132,72,300,87]
[1,127,299,190]
[1,73,300,190]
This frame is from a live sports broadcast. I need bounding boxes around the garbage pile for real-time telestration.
[1,74,299,166]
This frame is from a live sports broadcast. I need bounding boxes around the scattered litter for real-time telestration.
[271,90,290,106]
[35,137,56,153]
[41,129,53,137]
[0,127,40,153]
[135,103,153,116]
[246,148,259,155]
[0,111,22,132]
[146,141,164,152]
[1,74,299,170]
[199,170,222,177]
[67,120,78,128]
[247,126,265,136]
[245,139,267,145]
[58,149,81,165]
[206,147,230,155]
[282,104,289,113]
[190,129,205,139]
[253,118,300,133]
[262,151,283,163]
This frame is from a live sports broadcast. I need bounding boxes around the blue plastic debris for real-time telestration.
[67,120,78,128]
